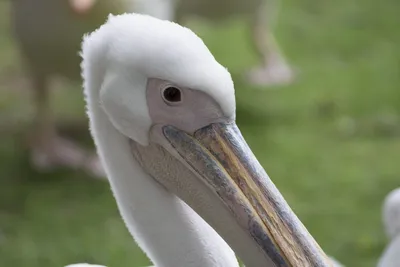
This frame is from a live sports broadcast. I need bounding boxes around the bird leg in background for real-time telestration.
[29,74,105,178]
[246,0,295,86]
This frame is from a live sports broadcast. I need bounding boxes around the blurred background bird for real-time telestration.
[378,188,400,267]
[10,0,132,177]
[174,0,294,86]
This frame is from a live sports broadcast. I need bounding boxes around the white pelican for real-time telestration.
[76,13,333,267]
[378,188,400,267]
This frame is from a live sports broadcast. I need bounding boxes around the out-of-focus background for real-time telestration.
[0,0,399,266]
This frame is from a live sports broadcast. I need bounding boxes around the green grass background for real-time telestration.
[0,0,399,266]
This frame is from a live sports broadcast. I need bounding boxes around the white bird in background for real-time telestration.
[71,13,335,267]
[173,0,295,86]
[378,188,400,267]
[10,0,176,178]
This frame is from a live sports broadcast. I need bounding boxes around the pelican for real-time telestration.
[75,13,334,267]
[378,188,400,267]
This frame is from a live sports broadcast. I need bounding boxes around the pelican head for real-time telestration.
[82,13,331,266]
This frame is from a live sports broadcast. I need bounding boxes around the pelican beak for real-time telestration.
[161,122,332,267]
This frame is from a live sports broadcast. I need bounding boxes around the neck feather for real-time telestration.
[83,70,239,267]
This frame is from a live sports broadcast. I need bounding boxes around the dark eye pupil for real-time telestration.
[163,87,181,102]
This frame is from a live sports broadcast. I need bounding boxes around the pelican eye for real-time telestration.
[162,86,182,104]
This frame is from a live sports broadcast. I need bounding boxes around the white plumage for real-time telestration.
[81,13,240,267]
[378,188,400,267]
[382,188,400,239]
